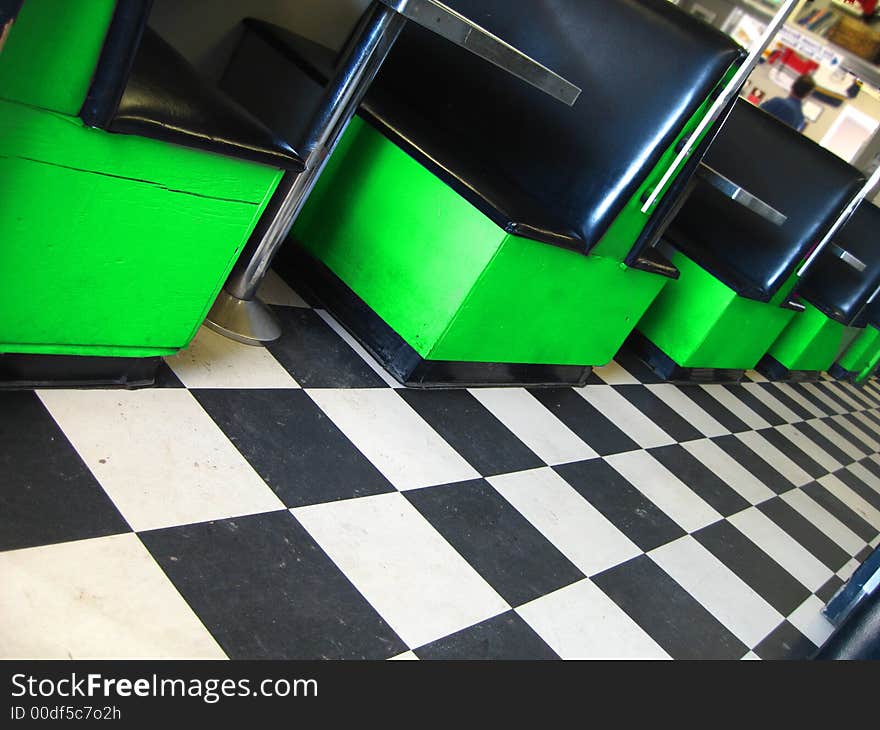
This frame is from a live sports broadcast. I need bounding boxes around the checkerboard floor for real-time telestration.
[3,269,880,660]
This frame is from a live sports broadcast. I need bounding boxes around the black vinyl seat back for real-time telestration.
[79,0,302,171]
[367,0,743,255]
[796,202,880,325]
[664,99,865,302]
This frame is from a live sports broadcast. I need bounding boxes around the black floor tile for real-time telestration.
[760,383,813,421]
[192,389,394,508]
[153,361,185,388]
[816,575,845,604]
[405,480,583,607]
[693,520,811,616]
[398,389,544,477]
[788,384,832,418]
[554,460,686,552]
[757,498,850,572]
[674,385,749,433]
[814,383,857,414]
[856,456,880,481]
[140,511,407,660]
[414,611,559,660]
[266,307,386,388]
[592,555,748,660]
[754,621,817,660]
[801,482,878,543]
[723,385,787,427]
[857,409,880,430]
[614,385,703,443]
[529,388,639,457]
[758,428,828,480]
[820,417,872,456]
[712,435,794,495]
[834,468,880,513]
[648,444,749,517]
[609,351,665,384]
[789,422,854,467]
[0,391,129,552]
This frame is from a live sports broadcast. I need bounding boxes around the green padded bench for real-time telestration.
[760,201,880,381]
[218,0,745,387]
[0,0,303,387]
[631,98,865,383]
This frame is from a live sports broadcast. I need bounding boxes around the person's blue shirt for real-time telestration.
[760,96,806,132]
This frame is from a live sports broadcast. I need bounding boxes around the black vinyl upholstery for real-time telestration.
[813,588,880,660]
[796,202,880,325]
[81,2,303,171]
[665,99,865,302]
[222,0,742,254]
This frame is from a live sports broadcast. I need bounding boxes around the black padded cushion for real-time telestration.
[224,1,741,252]
[103,27,303,171]
[665,99,865,302]
[796,202,880,325]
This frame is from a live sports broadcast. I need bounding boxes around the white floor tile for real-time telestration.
[807,418,867,461]
[787,595,834,648]
[605,450,721,533]
[818,474,880,531]
[741,383,801,424]
[830,415,880,452]
[292,493,509,649]
[781,490,865,556]
[741,651,761,660]
[645,384,728,438]
[701,384,771,430]
[488,468,641,577]
[838,381,877,409]
[683,439,776,505]
[516,580,669,660]
[37,389,284,532]
[800,382,846,415]
[839,559,861,582]
[728,509,834,591]
[314,310,403,388]
[468,389,597,466]
[775,424,844,474]
[649,536,784,647]
[848,410,880,440]
[387,651,419,660]
[774,383,826,419]
[745,370,769,383]
[256,269,309,308]
[592,361,640,385]
[165,327,300,389]
[822,382,866,412]
[846,462,880,495]
[307,389,480,490]
[0,534,225,659]
[735,431,812,488]
[576,386,674,448]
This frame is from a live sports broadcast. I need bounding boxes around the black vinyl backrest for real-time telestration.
[80,0,153,128]
[665,99,865,302]
[796,202,880,324]
[363,0,744,254]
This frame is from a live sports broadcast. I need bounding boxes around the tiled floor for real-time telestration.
[2,270,880,660]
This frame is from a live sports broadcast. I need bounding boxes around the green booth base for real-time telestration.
[830,324,880,383]
[757,301,862,382]
[286,116,675,389]
[279,248,596,388]
[630,248,799,383]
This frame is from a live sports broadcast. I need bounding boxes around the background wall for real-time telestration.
[149,0,370,82]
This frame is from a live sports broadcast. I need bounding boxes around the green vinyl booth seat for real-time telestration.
[760,201,880,380]
[0,0,303,387]
[219,0,745,387]
[633,99,865,383]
